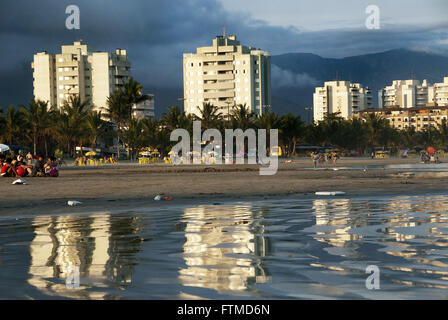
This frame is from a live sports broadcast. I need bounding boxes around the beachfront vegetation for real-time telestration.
[1,79,448,158]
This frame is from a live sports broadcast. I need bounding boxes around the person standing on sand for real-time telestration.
[312,153,319,168]
[332,151,338,165]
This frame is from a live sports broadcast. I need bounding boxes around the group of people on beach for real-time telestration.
[0,153,59,178]
[420,152,440,164]
[311,151,339,168]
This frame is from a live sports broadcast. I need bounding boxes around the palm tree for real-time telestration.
[3,106,23,146]
[121,118,146,161]
[363,113,389,151]
[85,110,108,150]
[161,105,192,131]
[418,126,438,148]
[0,108,5,141]
[57,95,90,157]
[255,111,280,149]
[123,77,152,106]
[437,118,448,149]
[104,89,132,158]
[230,104,254,131]
[20,99,51,155]
[194,103,222,130]
[279,114,304,156]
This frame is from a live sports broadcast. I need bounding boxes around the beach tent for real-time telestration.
[0,144,9,152]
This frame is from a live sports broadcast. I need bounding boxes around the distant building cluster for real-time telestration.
[378,77,448,109]
[313,81,372,122]
[183,34,271,118]
[352,105,448,131]
[32,41,154,118]
[313,77,448,131]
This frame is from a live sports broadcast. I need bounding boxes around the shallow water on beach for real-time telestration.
[301,163,448,172]
[1,195,448,299]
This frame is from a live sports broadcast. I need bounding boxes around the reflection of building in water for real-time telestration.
[179,205,270,292]
[385,197,448,242]
[312,199,362,247]
[27,214,142,299]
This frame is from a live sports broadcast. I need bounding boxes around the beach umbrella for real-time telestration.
[0,144,9,152]
[85,151,96,156]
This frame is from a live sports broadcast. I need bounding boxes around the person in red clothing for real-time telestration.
[1,158,17,177]
[16,161,32,177]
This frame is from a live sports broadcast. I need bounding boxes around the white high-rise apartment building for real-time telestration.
[32,40,132,112]
[433,77,448,107]
[378,79,432,109]
[313,81,372,122]
[378,77,448,109]
[183,34,271,118]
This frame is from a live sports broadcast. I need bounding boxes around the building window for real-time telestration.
[58,68,63,72]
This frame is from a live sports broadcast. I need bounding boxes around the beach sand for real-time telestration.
[1,157,447,216]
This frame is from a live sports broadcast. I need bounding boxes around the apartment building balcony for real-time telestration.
[57,61,79,68]
[63,70,79,76]
[203,73,234,81]
[203,82,234,90]
[202,64,234,72]
[61,78,79,85]
[203,90,235,99]
[202,55,234,62]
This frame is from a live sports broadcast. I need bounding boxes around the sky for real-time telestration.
[0,0,447,110]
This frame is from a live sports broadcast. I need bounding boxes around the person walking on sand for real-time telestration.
[312,153,319,168]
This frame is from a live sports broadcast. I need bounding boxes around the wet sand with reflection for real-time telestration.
[1,157,448,217]
[1,195,448,299]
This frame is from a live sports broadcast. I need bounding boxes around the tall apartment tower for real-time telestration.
[313,81,372,122]
[183,34,271,118]
[433,77,448,107]
[378,79,432,109]
[32,41,131,111]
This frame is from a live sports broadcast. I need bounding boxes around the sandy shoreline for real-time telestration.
[1,157,448,216]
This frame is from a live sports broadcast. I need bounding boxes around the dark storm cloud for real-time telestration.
[0,0,447,110]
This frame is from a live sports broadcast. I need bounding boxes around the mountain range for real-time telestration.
[270,49,448,119]
[1,49,448,120]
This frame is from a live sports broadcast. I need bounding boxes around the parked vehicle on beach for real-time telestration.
[375,150,390,158]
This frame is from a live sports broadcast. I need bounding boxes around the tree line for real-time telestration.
[1,78,447,159]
